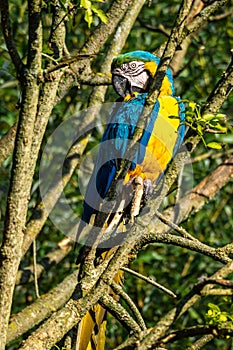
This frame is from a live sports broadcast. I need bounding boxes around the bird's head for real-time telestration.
[111,50,174,99]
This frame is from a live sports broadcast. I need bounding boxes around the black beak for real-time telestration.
[112,74,129,98]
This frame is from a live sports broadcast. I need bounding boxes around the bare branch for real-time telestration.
[100,292,142,334]
[110,280,147,331]
[161,325,233,344]
[144,233,231,265]
[186,0,230,35]
[0,0,23,76]
[203,53,233,115]
[154,209,198,242]
[16,238,72,285]
[121,267,177,298]
[0,122,18,165]
[186,334,214,350]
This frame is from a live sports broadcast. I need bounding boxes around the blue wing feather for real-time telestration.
[81,94,185,225]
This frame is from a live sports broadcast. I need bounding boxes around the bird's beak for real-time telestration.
[112,74,128,98]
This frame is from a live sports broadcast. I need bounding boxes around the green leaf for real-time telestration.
[80,0,92,8]
[208,303,220,312]
[42,43,53,55]
[207,142,222,149]
[91,5,108,24]
[84,7,93,27]
[80,0,93,27]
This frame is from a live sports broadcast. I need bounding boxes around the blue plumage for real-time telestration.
[82,94,160,223]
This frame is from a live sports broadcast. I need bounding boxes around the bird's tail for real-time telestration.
[76,255,123,350]
[76,303,107,350]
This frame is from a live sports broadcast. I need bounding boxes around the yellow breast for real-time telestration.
[125,96,180,183]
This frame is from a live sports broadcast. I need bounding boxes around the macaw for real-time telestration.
[76,50,185,350]
[78,50,185,233]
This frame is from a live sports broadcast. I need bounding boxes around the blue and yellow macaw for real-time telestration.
[79,50,185,230]
[76,50,185,350]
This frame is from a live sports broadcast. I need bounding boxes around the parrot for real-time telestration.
[75,50,185,350]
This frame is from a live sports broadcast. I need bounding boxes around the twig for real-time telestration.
[185,0,230,36]
[146,232,231,265]
[154,209,198,241]
[137,18,170,37]
[99,291,142,334]
[202,52,233,115]
[33,240,40,298]
[186,334,214,350]
[201,288,233,296]
[209,10,232,21]
[121,267,177,298]
[0,0,23,76]
[16,237,72,285]
[110,280,147,331]
[161,325,233,344]
[193,277,233,292]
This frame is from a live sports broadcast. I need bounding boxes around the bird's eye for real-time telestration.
[130,62,137,69]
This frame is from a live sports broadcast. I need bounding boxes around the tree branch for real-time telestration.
[186,334,214,350]
[114,261,233,349]
[0,1,43,347]
[16,238,72,285]
[110,280,147,331]
[7,270,78,345]
[121,267,177,298]
[161,325,233,344]
[202,52,233,114]
[99,292,142,334]
[0,122,18,165]
[185,0,230,36]
[0,0,23,77]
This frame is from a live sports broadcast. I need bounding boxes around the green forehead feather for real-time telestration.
[111,51,160,69]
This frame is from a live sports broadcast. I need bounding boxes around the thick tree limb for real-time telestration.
[7,270,78,345]
[0,1,43,347]
[99,292,142,334]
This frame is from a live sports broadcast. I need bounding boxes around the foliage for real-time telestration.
[206,300,233,327]
[185,101,227,149]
